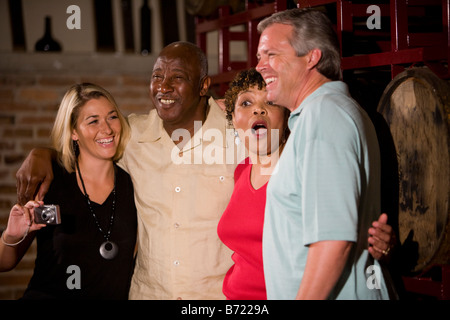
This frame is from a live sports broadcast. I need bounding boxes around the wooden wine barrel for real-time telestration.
[377,67,450,274]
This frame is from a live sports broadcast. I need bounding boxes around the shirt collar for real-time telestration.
[138,107,166,143]
[288,81,348,127]
[138,97,229,150]
[183,97,230,152]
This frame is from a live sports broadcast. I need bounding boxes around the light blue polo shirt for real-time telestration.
[263,81,394,299]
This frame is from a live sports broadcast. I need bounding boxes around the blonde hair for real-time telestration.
[51,83,131,173]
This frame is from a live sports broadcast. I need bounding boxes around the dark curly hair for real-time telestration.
[224,68,266,125]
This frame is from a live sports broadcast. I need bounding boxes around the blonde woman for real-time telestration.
[0,83,137,299]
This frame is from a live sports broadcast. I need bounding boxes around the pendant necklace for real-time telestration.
[76,160,118,260]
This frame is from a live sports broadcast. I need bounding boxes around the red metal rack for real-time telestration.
[332,0,450,79]
[195,0,449,96]
[196,0,289,96]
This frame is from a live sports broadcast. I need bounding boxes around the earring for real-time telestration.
[234,130,241,146]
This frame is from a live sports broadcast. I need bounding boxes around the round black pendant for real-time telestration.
[99,241,118,260]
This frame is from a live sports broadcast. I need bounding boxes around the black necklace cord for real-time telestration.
[75,159,116,242]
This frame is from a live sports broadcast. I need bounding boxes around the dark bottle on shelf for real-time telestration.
[140,0,152,55]
[35,16,62,52]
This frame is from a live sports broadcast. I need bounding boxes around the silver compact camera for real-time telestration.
[34,205,61,225]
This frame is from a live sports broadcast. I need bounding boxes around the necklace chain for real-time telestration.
[76,160,116,242]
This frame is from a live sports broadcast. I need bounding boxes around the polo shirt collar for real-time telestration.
[288,81,348,128]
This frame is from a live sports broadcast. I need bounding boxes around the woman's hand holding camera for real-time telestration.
[2,200,46,246]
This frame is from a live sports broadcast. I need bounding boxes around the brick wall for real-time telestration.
[0,53,155,299]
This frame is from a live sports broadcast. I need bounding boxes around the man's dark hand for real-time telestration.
[16,148,55,205]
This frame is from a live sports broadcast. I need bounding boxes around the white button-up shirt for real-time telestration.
[120,98,245,299]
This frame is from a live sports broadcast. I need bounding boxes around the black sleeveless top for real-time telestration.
[22,161,137,300]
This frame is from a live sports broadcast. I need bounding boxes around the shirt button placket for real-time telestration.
[173,183,183,298]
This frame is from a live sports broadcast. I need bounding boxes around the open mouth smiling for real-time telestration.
[265,77,276,85]
[156,94,177,106]
[96,137,114,146]
[160,98,176,105]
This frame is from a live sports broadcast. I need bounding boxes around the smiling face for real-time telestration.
[256,23,310,111]
[71,97,121,163]
[150,43,210,132]
[232,85,286,157]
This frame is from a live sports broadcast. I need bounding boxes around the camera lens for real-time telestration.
[41,208,54,223]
